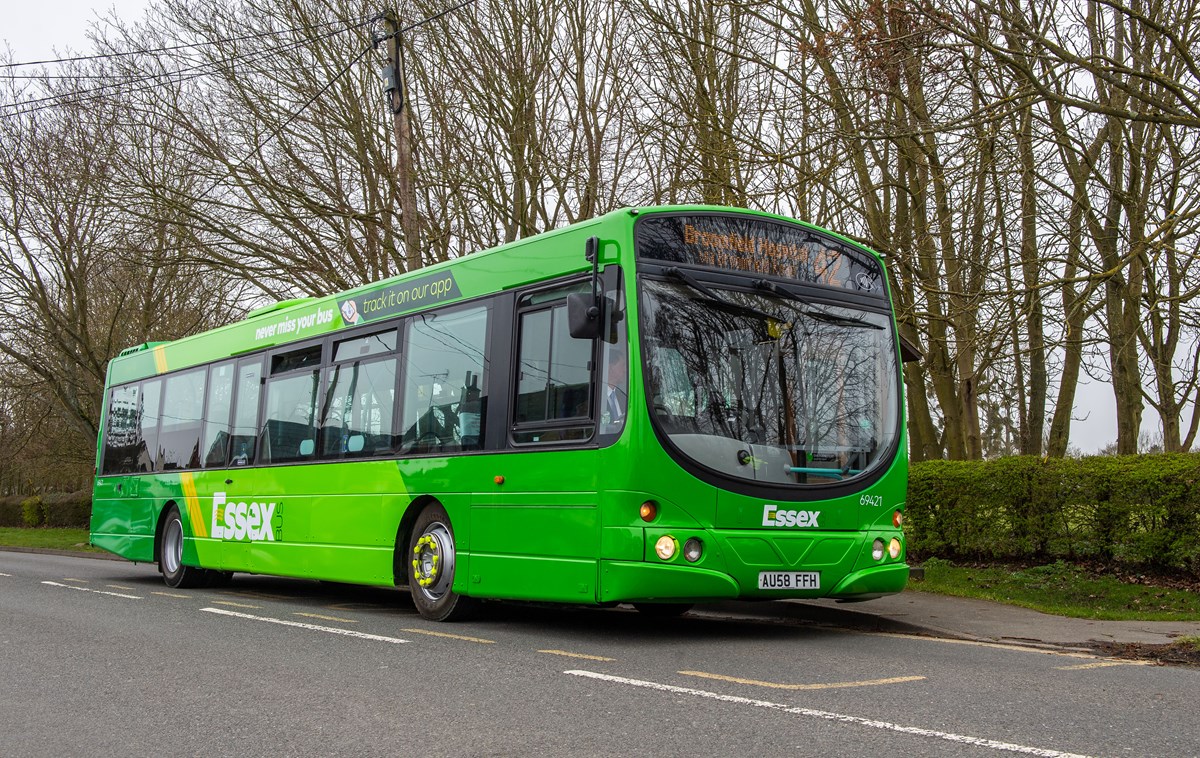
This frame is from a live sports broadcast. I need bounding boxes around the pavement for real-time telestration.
[7,547,1200,648]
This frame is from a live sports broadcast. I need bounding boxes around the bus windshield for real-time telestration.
[640,277,899,486]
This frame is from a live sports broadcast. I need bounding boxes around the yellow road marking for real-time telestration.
[106,584,134,590]
[867,632,1117,661]
[539,649,616,662]
[294,612,357,624]
[1055,660,1155,670]
[222,590,291,600]
[680,670,926,690]
[152,591,189,598]
[400,628,495,644]
[213,600,260,608]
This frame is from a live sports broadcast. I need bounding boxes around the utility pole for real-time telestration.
[380,10,421,272]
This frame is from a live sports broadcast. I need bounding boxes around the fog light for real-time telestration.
[872,538,885,561]
[655,536,677,560]
[893,510,903,528]
[888,538,902,559]
[640,501,658,522]
[683,538,703,562]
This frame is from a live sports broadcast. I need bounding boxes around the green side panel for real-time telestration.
[598,560,741,602]
[470,498,599,557]
[90,533,155,562]
[600,526,644,561]
[89,482,163,563]
[467,554,598,602]
[829,563,910,597]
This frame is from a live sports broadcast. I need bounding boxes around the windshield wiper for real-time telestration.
[665,267,779,323]
[752,279,883,330]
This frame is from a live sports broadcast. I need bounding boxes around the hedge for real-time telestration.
[0,490,92,528]
[906,454,1200,575]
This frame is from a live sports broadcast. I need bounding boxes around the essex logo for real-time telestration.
[762,504,820,528]
[210,492,278,542]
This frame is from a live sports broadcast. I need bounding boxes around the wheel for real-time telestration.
[159,505,208,589]
[406,503,477,621]
[632,602,693,618]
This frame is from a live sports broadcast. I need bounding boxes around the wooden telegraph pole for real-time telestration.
[380,11,422,272]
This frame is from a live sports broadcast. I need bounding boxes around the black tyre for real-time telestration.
[632,602,693,618]
[406,503,477,621]
[159,505,208,589]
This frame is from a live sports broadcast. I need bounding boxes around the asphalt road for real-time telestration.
[2,552,1196,757]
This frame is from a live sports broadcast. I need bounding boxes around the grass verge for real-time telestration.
[0,527,103,553]
[910,557,1200,621]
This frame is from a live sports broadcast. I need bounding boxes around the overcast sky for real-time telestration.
[3,1,1168,455]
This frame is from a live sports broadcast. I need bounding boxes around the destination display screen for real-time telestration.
[635,214,885,295]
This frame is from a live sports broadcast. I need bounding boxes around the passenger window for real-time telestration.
[321,332,398,458]
[229,357,263,466]
[261,372,319,464]
[400,305,490,454]
[334,329,396,362]
[159,369,206,470]
[201,361,236,467]
[102,384,141,475]
[138,379,163,472]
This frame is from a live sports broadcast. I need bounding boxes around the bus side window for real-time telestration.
[229,357,263,466]
[201,360,236,468]
[138,379,163,472]
[399,304,490,455]
[159,368,206,470]
[512,289,594,445]
[321,328,399,458]
[260,344,321,464]
[102,384,141,475]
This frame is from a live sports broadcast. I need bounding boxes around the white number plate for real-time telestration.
[758,571,820,590]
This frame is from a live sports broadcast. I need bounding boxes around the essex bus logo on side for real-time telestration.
[762,504,820,528]
[210,492,278,541]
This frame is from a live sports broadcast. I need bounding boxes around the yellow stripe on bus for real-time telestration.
[153,345,168,374]
[180,472,207,538]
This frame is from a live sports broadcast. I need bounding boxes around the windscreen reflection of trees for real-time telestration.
[645,282,885,456]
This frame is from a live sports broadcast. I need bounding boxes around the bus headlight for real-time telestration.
[888,538,902,560]
[683,538,703,563]
[872,538,885,561]
[655,536,677,560]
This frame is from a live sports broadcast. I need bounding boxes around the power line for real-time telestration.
[0,24,368,118]
[0,16,373,70]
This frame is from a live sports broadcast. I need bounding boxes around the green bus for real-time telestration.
[91,205,910,621]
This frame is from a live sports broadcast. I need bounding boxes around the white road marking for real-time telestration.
[200,607,407,643]
[0,572,11,577]
[42,581,141,599]
[565,670,1095,758]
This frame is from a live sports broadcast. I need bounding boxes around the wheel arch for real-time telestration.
[393,494,443,586]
